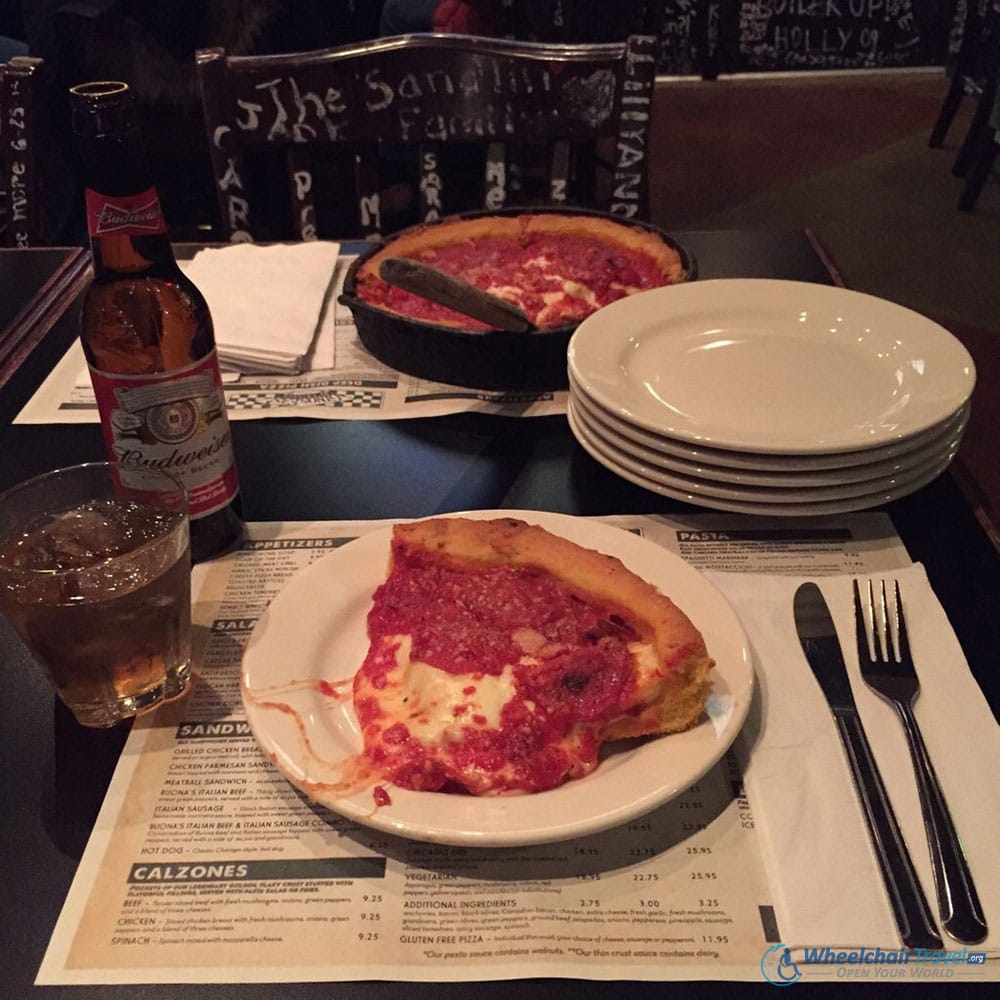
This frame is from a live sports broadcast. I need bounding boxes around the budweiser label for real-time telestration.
[85,186,168,237]
[90,352,239,518]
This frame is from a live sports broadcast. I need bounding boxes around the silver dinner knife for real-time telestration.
[793,582,943,950]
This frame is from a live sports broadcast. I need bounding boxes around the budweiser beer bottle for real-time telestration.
[69,81,242,562]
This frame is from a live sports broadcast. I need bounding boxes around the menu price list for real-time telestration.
[36,515,909,985]
[50,706,770,980]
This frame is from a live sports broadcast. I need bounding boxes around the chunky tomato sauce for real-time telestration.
[361,232,671,330]
[354,542,645,794]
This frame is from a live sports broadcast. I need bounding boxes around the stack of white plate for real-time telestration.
[566,279,976,516]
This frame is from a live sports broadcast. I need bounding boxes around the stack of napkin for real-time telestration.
[710,564,998,953]
[183,241,342,374]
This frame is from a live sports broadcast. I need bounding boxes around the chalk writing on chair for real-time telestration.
[365,68,454,108]
[364,58,553,107]
[397,109,516,143]
[609,45,654,219]
[292,169,312,201]
[5,79,30,246]
[419,150,443,222]
[485,147,506,210]
[359,192,381,234]
[196,35,658,239]
[293,169,316,240]
[211,60,645,152]
[560,71,614,128]
[215,149,252,243]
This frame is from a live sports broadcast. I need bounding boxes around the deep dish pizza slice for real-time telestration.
[354,213,687,330]
[352,517,714,795]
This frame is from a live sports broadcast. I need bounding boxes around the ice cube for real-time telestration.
[41,506,125,567]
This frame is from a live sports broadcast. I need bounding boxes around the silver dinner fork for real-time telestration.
[853,579,988,944]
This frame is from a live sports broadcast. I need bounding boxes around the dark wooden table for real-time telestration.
[1,231,997,999]
[0,245,90,425]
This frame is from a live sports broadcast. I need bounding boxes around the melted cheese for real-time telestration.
[629,639,665,692]
[610,281,642,296]
[485,278,599,313]
[379,634,517,744]
[374,632,662,751]
[483,283,525,302]
[524,254,554,268]
[560,280,598,306]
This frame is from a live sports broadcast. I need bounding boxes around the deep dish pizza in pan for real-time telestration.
[339,210,695,390]
[352,212,690,331]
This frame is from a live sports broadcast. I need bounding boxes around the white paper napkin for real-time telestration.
[709,564,999,953]
[183,241,342,374]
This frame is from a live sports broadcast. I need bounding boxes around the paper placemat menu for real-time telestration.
[38,513,995,986]
[15,258,566,425]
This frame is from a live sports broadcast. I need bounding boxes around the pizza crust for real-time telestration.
[354,213,687,329]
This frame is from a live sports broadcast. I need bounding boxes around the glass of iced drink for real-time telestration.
[0,462,192,727]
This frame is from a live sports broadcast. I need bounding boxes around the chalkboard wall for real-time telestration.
[519,0,955,76]
[731,0,921,71]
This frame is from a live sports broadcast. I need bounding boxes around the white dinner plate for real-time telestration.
[570,398,964,501]
[568,279,975,454]
[568,406,956,516]
[571,388,968,488]
[241,510,753,847]
[570,373,971,476]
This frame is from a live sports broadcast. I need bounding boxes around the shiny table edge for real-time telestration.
[0,246,90,391]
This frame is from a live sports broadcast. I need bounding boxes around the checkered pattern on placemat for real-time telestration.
[224,387,385,410]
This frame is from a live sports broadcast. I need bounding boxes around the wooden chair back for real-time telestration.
[1,56,49,247]
[195,33,657,242]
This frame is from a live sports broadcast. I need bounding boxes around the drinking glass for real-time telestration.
[0,462,192,727]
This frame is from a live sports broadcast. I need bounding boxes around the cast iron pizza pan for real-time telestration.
[339,208,697,392]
